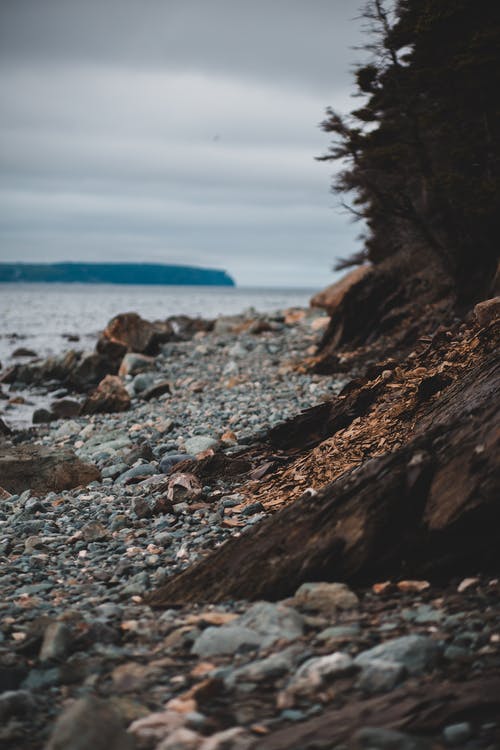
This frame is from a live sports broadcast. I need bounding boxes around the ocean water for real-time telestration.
[0,283,318,366]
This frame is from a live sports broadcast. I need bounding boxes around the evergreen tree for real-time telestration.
[320,0,500,300]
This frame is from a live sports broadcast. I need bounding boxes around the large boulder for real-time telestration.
[68,352,119,389]
[0,349,119,391]
[310,266,371,315]
[0,350,80,387]
[81,375,131,415]
[99,312,173,356]
[0,445,100,494]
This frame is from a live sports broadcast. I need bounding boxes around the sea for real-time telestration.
[0,283,319,367]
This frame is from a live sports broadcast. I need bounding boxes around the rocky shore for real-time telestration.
[0,285,499,750]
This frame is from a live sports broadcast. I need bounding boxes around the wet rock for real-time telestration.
[81,375,131,415]
[0,445,100,494]
[354,635,441,676]
[290,582,359,616]
[45,695,134,750]
[33,407,56,423]
[12,347,38,357]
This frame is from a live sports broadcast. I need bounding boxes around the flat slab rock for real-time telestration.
[0,444,101,494]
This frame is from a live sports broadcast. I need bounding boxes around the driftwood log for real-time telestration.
[148,342,499,606]
[250,674,500,750]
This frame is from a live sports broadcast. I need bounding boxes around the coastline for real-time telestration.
[0,291,499,749]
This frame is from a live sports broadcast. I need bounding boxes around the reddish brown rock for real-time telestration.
[0,445,100,494]
[81,375,131,415]
[310,266,371,315]
[474,296,500,327]
[167,473,203,503]
[50,398,82,419]
[100,312,173,356]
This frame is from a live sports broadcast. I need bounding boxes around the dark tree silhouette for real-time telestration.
[320,0,500,300]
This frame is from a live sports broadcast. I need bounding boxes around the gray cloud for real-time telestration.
[0,0,366,286]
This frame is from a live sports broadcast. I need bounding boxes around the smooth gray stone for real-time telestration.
[356,658,406,694]
[443,723,473,746]
[236,602,304,647]
[191,625,261,657]
[354,635,441,676]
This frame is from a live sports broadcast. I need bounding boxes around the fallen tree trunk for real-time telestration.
[148,348,499,607]
[251,673,500,750]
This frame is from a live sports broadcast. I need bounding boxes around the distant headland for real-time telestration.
[0,262,235,287]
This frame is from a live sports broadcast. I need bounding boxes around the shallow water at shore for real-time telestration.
[0,283,317,365]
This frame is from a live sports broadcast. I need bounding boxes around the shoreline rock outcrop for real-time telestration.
[0,444,100,494]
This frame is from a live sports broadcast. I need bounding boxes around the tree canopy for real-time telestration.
[320,0,500,300]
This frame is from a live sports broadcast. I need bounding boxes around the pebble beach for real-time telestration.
[0,305,499,750]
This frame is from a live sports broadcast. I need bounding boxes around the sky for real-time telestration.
[0,0,367,287]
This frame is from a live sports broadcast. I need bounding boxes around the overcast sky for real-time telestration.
[0,0,367,287]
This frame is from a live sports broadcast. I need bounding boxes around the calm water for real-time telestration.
[0,283,318,365]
